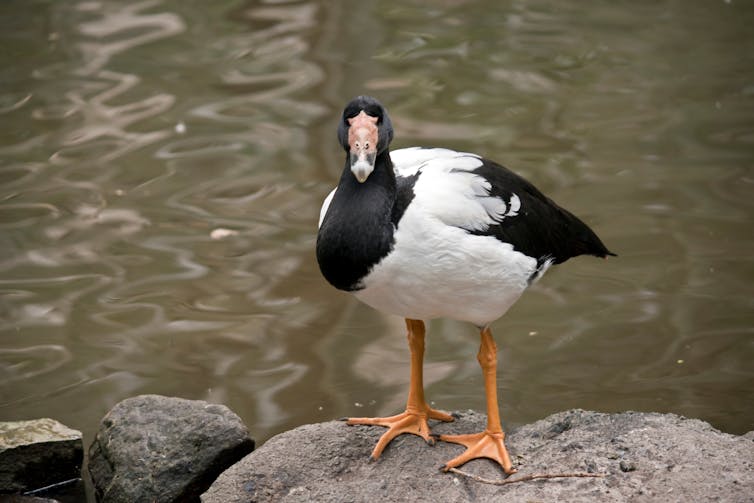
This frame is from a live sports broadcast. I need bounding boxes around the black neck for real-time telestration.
[316,150,397,291]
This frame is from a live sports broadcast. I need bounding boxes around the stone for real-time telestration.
[0,418,82,494]
[202,409,754,502]
[88,394,254,503]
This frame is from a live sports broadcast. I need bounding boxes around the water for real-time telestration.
[1,0,753,489]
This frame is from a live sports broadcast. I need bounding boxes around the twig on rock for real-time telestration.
[448,467,606,486]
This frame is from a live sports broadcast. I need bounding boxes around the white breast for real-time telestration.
[353,148,539,326]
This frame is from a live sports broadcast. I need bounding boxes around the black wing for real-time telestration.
[469,159,615,266]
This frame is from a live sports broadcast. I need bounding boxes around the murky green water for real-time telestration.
[2,0,753,484]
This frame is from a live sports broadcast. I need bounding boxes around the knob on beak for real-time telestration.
[348,111,378,183]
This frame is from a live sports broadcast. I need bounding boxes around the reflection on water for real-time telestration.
[1,3,753,491]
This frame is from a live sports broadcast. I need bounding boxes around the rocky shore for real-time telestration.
[1,395,752,502]
[203,408,754,503]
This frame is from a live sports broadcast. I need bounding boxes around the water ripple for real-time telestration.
[0,345,73,385]
[76,0,185,76]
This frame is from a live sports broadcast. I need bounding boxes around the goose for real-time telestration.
[316,95,614,473]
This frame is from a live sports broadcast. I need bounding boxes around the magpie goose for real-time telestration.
[316,95,614,474]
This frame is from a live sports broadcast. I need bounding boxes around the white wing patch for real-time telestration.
[481,191,520,222]
[506,193,521,217]
[392,147,522,231]
[392,147,480,177]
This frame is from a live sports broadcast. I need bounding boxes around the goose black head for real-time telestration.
[337,96,394,183]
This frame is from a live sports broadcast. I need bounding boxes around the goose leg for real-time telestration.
[347,318,454,459]
[439,326,516,474]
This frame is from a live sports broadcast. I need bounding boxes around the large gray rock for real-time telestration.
[0,418,82,494]
[89,394,254,503]
[202,409,754,502]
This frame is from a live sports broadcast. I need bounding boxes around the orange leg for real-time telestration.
[439,326,517,474]
[347,318,454,459]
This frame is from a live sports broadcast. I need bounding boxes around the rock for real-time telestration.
[0,418,83,494]
[88,394,255,503]
[202,409,754,502]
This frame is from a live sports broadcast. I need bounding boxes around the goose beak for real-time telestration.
[348,111,379,183]
[350,152,375,183]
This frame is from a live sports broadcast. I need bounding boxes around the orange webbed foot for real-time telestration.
[439,429,517,474]
[347,407,454,459]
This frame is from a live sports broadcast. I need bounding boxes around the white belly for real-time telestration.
[354,206,539,327]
